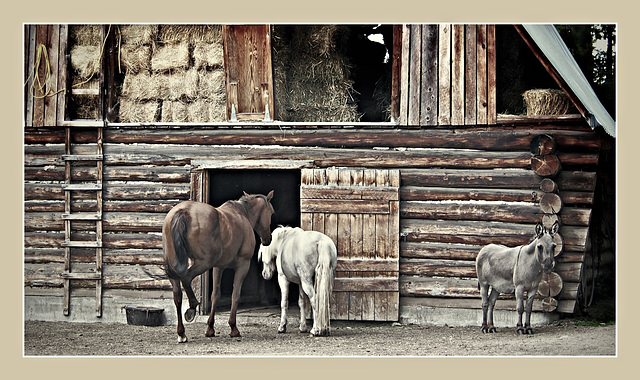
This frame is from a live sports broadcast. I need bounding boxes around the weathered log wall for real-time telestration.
[25,121,600,317]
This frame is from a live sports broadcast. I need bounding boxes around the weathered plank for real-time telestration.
[420,24,438,126]
[438,24,451,125]
[476,24,488,124]
[464,25,477,125]
[408,24,422,125]
[451,24,465,126]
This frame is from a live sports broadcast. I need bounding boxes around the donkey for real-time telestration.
[475,222,558,335]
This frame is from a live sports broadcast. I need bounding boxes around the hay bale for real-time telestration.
[161,100,189,122]
[122,72,156,100]
[197,69,226,99]
[119,99,159,122]
[187,98,226,122]
[119,25,158,46]
[523,89,573,116]
[167,69,199,100]
[120,44,152,73]
[70,25,102,46]
[151,42,190,72]
[193,43,224,69]
[70,45,100,79]
[158,25,222,44]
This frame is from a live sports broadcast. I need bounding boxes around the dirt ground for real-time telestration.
[23,306,616,357]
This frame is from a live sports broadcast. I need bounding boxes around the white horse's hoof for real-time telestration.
[278,326,286,334]
[177,335,188,343]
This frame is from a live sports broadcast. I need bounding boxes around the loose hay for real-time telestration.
[70,45,100,80]
[271,25,359,122]
[119,25,158,46]
[523,89,573,116]
[70,25,102,46]
[158,25,222,44]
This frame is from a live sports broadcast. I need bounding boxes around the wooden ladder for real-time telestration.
[61,124,104,317]
[60,25,117,317]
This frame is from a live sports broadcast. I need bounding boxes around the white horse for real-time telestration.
[476,222,558,335]
[258,226,337,336]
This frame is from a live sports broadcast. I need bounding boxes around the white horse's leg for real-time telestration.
[299,280,317,335]
[277,273,289,333]
[297,287,308,333]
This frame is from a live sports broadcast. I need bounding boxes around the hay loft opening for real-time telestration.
[206,169,301,309]
[272,24,393,122]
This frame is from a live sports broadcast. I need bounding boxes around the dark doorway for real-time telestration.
[205,169,301,311]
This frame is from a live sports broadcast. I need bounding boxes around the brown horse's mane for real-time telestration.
[223,193,273,217]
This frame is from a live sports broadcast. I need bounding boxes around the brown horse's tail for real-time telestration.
[165,209,190,280]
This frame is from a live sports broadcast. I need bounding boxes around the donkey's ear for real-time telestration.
[535,223,544,237]
[243,191,250,197]
[550,221,559,235]
[266,190,274,200]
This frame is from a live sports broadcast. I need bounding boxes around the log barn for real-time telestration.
[24,24,615,326]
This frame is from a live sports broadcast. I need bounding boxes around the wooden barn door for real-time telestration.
[300,168,400,321]
[222,25,274,121]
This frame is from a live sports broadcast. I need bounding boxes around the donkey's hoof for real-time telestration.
[184,308,197,323]
[526,328,534,335]
[517,328,525,335]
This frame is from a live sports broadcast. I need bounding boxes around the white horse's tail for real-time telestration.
[314,238,336,336]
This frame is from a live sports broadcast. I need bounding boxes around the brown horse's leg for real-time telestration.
[170,278,188,343]
[228,261,251,337]
[205,267,223,337]
[181,277,200,323]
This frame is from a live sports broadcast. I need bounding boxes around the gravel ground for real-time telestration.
[23,306,616,357]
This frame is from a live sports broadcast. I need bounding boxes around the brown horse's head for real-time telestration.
[243,190,275,246]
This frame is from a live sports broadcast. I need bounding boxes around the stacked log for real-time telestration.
[531,134,565,312]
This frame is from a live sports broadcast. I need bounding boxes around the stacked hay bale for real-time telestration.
[522,89,575,116]
[271,25,360,122]
[118,25,226,123]
[69,25,102,119]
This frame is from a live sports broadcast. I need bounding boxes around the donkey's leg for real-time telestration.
[170,278,188,343]
[480,283,490,333]
[228,260,251,337]
[205,267,223,337]
[277,273,290,333]
[524,290,537,334]
[486,288,500,333]
[515,285,526,334]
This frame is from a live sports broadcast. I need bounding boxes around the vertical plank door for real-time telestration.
[222,25,274,121]
[300,168,400,322]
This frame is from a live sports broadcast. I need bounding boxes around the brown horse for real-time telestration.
[162,191,274,343]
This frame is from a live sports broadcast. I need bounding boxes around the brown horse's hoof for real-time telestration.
[229,331,241,338]
[184,308,197,323]
[177,335,188,343]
